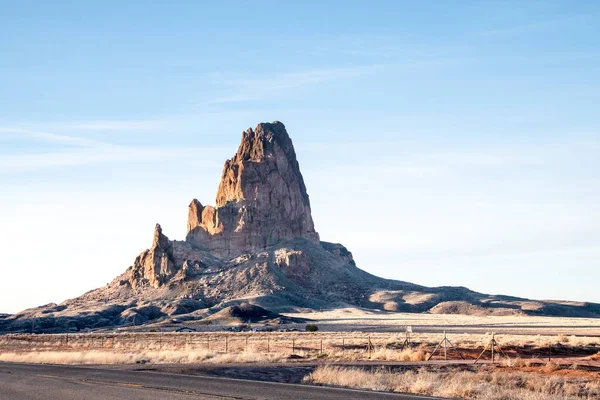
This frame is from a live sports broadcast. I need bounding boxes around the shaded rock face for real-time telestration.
[185,121,319,258]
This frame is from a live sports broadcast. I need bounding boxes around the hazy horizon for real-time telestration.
[1,1,599,314]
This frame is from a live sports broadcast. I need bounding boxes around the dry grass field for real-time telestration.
[1,329,598,363]
[1,310,599,399]
[305,365,600,400]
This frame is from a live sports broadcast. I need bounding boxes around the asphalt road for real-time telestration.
[0,362,444,400]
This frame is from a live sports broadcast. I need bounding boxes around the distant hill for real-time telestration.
[2,122,599,333]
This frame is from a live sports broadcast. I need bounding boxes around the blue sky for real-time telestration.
[1,1,599,314]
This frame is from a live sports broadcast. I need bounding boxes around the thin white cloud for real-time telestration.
[53,119,170,131]
[200,64,385,105]
[2,109,262,135]
[0,146,223,172]
[0,127,114,148]
[0,126,225,171]
[302,134,600,171]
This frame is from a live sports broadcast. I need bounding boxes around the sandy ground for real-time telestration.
[283,308,600,336]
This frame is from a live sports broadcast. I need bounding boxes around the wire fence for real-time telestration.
[0,331,587,363]
[0,332,390,355]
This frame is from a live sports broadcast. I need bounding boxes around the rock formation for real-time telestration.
[124,121,322,289]
[130,224,175,288]
[2,121,600,333]
[186,121,319,259]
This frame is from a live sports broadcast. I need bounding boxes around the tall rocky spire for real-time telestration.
[185,121,319,258]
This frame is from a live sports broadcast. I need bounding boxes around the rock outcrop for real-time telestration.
[3,120,600,334]
[130,224,175,288]
[185,121,319,259]
[126,121,321,288]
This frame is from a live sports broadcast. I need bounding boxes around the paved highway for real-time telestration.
[0,362,444,400]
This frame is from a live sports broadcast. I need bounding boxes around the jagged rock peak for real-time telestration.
[130,223,175,288]
[187,200,203,233]
[216,121,309,206]
[152,223,170,250]
[185,121,319,258]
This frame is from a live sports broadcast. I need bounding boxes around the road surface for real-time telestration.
[0,362,444,400]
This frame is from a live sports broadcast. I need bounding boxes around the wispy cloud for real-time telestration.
[1,119,171,134]
[1,109,263,136]
[0,127,114,148]
[0,146,221,172]
[199,64,385,105]
[51,119,170,132]
[0,127,224,172]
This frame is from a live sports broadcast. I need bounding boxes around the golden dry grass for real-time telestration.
[305,365,600,400]
[3,331,597,351]
[0,329,597,366]
[0,348,285,365]
[0,345,431,365]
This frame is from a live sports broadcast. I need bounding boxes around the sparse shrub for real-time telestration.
[570,363,579,371]
[501,357,517,367]
[305,324,319,332]
[501,357,532,368]
[557,333,569,343]
[543,360,559,373]
[370,348,427,362]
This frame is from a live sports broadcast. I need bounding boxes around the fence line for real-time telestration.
[0,332,415,354]
[2,331,566,362]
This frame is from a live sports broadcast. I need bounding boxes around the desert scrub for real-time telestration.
[543,360,560,373]
[304,365,600,400]
[0,349,286,365]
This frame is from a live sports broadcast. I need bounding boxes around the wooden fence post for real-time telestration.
[491,333,495,364]
[444,331,447,361]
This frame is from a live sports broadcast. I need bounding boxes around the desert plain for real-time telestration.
[2,308,600,400]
